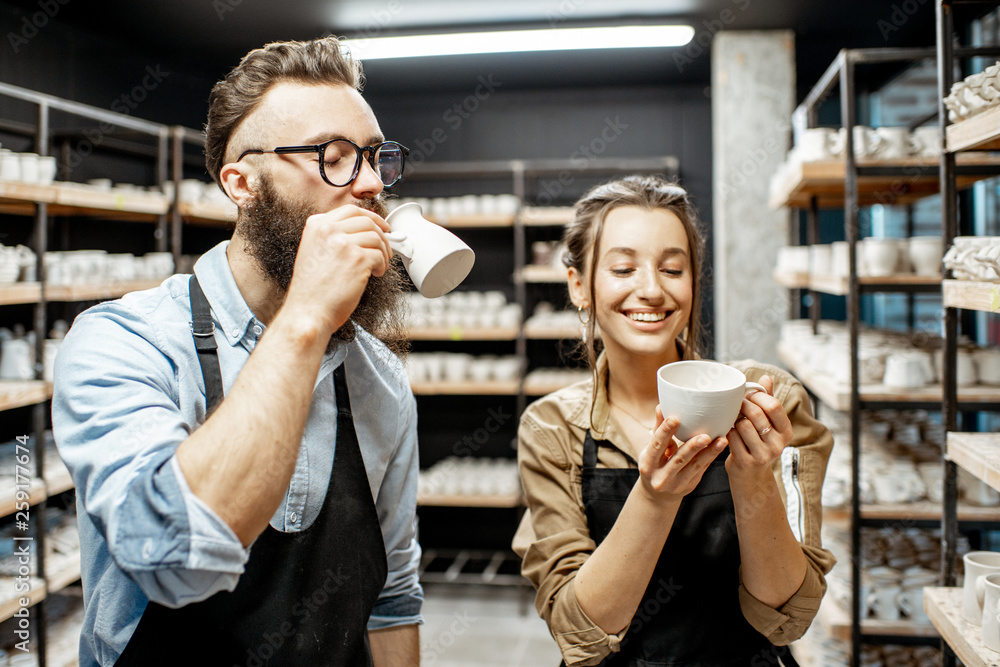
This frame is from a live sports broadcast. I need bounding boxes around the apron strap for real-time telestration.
[582,430,598,469]
[189,274,224,415]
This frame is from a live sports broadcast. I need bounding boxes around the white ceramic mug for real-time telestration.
[910,126,941,157]
[384,203,476,298]
[657,360,766,442]
[962,551,1000,625]
[982,572,1000,652]
[907,236,942,276]
[861,238,902,277]
[797,128,836,161]
[875,127,911,160]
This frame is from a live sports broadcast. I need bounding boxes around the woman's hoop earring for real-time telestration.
[577,306,590,325]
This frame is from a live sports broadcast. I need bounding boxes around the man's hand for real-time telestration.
[282,204,392,339]
[369,624,419,666]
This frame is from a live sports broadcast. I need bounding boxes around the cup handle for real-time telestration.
[744,382,766,396]
[977,574,987,608]
[385,231,413,260]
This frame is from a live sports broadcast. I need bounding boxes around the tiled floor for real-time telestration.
[421,583,562,667]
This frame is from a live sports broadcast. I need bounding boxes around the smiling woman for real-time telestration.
[513,174,836,666]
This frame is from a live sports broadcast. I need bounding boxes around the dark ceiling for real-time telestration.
[0,0,957,98]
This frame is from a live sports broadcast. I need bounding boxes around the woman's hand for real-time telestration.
[726,375,793,481]
[637,406,727,504]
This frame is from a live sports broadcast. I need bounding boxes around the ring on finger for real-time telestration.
[757,425,772,437]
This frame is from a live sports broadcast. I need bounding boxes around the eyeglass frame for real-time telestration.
[236,138,410,188]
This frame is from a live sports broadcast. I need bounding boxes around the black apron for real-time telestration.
[114,275,388,667]
[579,429,790,667]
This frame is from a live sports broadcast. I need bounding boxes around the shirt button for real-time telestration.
[289,512,298,524]
[142,539,153,560]
[231,328,240,338]
[252,324,263,337]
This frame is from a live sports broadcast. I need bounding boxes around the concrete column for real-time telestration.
[711,31,795,364]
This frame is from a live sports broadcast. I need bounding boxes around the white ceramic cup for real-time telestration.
[797,128,836,161]
[656,360,766,442]
[963,551,1000,625]
[907,236,942,276]
[862,238,902,277]
[876,127,912,160]
[910,126,941,157]
[883,352,931,389]
[982,572,1000,652]
[975,348,1000,386]
[384,203,476,299]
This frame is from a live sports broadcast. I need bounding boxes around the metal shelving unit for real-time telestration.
[934,4,1000,666]
[775,43,1000,665]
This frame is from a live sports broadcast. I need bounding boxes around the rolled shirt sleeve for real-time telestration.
[517,400,625,666]
[732,363,837,644]
[368,388,423,629]
[52,301,248,607]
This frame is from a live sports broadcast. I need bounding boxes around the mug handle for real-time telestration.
[385,231,414,260]
[744,382,766,396]
[978,574,988,608]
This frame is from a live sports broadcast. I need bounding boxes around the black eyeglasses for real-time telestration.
[237,138,409,187]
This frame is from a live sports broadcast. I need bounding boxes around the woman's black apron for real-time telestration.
[114,275,388,667]
[580,429,791,667]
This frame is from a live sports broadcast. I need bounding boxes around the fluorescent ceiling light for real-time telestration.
[341,25,695,60]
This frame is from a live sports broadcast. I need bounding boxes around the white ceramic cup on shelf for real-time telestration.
[797,127,836,161]
[981,573,1000,653]
[907,236,942,276]
[875,127,911,160]
[962,551,1000,625]
[862,238,902,277]
[657,360,765,442]
[384,203,476,299]
[910,126,941,157]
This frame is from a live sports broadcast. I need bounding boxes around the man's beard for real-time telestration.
[235,176,409,356]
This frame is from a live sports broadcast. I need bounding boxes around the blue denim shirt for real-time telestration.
[51,241,423,667]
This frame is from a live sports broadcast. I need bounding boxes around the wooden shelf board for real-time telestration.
[806,273,941,295]
[406,326,519,341]
[45,465,73,497]
[769,155,1000,209]
[524,324,581,340]
[0,282,42,305]
[0,478,47,520]
[0,381,53,412]
[177,201,237,226]
[825,501,999,522]
[778,342,1000,411]
[943,279,1000,313]
[947,105,1000,152]
[948,432,1000,494]
[46,552,82,596]
[46,279,164,302]
[520,206,574,226]
[417,492,523,508]
[411,380,519,395]
[925,587,1000,667]
[426,213,514,228]
[520,265,567,283]
[773,272,811,289]
[818,596,938,641]
[0,576,46,623]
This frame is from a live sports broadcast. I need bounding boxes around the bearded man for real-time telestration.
[52,37,422,667]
